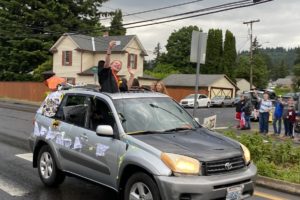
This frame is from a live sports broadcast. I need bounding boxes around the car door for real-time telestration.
[197,95,204,107]
[53,94,89,174]
[69,96,123,188]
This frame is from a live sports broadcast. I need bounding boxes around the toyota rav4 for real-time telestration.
[29,88,257,200]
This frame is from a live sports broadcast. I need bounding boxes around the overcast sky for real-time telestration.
[100,0,299,60]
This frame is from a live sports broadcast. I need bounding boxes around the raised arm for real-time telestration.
[127,66,136,90]
[104,41,116,68]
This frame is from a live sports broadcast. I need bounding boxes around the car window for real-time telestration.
[55,95,87,127]
[88,97,116,131]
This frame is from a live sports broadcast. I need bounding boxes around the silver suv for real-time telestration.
[29,88,257,200]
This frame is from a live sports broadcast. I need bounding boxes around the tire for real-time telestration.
[221,102,225,108]
[124,172,161,200]
[37,145,65,187]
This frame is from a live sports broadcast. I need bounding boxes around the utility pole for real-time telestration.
[243,19,260,89]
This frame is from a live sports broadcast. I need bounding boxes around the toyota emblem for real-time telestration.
[224,162,232,170]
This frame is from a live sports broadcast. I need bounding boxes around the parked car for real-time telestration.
[29,88,256,200]
[179,94,210,108]
[210,96,234,107]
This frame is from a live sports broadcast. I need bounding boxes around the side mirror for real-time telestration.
[194,117,200,124]
[96,125,114,137]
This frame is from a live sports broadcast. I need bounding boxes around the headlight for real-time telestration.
[240,143,251,165]
[161,153,200,175]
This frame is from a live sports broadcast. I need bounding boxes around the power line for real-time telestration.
[124,0,273,29]
[122,0,252,27]
[101,0,205,20]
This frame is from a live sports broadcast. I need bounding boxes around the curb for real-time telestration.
[0,97,41,106]
[256,175,300,196]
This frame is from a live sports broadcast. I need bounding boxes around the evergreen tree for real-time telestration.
[109,9,126,36]
[222,30,237,78]
[235,55,269,88]
[153,42,162,67]
[0,0,109,80]
[201,29,223,74]
[164,25,200,73]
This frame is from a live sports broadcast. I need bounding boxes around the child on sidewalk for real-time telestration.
[284,105,296,139]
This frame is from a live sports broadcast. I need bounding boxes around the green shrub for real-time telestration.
[223,131,300,183]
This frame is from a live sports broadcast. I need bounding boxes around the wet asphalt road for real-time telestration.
[0,101,299,200]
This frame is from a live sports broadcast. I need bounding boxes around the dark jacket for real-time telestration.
[242,99,253,116]
[236,100,244,112]
[286,108,296,123]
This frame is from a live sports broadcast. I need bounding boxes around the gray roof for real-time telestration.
[163,74,237,88]
[52,33,147,55]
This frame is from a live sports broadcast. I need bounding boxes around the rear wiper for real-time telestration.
[163,127,195,132]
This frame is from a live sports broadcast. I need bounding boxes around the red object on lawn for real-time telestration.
[46,76,66,91]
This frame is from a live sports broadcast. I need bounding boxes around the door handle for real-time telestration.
[80,133,88,141]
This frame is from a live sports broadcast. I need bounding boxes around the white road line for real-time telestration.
[0,175,29,197]
[15,153,33,162]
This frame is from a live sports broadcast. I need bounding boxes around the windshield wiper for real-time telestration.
[163,127,195,132]
[127,130,162,135]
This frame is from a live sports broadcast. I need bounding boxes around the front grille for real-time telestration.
[181,101,188,104]
[203,156,246,176]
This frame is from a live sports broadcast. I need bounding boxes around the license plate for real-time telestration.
[226,185,243,200]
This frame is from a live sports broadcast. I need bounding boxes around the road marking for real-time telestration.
[0,175,29,197]
[254,191,288,200]
[16,153,33,162]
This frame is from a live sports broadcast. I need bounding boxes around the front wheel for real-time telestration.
[37,145,65,187]
[124,172,161,200]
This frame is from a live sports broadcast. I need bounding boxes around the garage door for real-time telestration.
[210,87,233,98]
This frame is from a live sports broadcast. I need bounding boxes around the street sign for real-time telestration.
[191,31,208,117]
[190,31,208,64]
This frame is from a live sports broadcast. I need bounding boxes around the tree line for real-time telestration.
[0,0,126,81]
[146,26,296,89]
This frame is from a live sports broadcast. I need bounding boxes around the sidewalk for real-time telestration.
[221,122,300,145]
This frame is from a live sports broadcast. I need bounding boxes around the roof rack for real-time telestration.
[59,83,100,92]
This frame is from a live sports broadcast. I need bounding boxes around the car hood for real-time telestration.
[131,128,242,162]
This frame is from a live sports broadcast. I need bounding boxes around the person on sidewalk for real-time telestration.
[241,96,253,130]
[273,95,284,135]
[235,95,244,129]
[284,105,296,138]
[256,92,272,134]
[283,97,293,137]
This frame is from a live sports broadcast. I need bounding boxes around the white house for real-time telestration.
[50,33,148,85]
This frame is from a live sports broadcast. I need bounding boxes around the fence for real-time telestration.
[0,82,49,102]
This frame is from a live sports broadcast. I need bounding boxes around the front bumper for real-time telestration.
[180,103,194,107]
[211,102,222,106]
[155,163,257,200]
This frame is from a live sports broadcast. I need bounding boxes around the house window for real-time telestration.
[62,51,72,66]
[128,53,137,69]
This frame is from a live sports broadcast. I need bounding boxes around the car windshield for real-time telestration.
[184,94,196,99]
[114,97,200,134]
